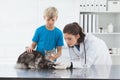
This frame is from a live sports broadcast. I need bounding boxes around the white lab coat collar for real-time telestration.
[74,34,88,56]
[69,42,85,61]
[69,34,88,59]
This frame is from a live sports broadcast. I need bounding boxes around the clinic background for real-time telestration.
[1,0,120,64]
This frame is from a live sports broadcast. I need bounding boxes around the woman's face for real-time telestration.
[64,33,80,47]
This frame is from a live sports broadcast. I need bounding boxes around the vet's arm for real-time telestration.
[26,42,37,53]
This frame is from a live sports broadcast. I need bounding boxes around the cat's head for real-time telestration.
[44,49,56,60]
[45,49,56,55]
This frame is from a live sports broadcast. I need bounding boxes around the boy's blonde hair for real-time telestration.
[44,7,58,19]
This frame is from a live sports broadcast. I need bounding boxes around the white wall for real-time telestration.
[0,0,39,63]
[38,0,79,30]
[0,0,78,64]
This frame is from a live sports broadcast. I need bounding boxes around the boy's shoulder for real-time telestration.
[35,25,46,32]
[36,25,62,34]
[54,27,63,36]
[37,25,45,30]
[54,27,62,33]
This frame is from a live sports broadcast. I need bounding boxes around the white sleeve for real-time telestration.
[71,42,97,68]
[72,60,84,68]
[68,48,93,68]
[72,59,91,68]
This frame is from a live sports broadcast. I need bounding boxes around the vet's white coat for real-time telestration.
[69,34,112,68]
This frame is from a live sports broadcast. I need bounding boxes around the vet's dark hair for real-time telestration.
[63,22,85,44]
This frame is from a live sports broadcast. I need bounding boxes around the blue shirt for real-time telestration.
[32,25,64,56]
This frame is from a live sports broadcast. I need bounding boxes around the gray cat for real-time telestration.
[45,48,56,62]
[15,50,56,69]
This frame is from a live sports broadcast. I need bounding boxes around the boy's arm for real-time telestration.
[55,46,62,58]
[49,46,62,60]
[31,42,37,49]
[26,42,37,53]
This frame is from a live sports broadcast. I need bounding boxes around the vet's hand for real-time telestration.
[26,47,33,53]
[54,61,71,69]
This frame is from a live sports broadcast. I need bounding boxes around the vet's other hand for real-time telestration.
[26,47,33,53]
[54,61,71,69]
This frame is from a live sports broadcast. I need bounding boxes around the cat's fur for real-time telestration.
[45,48,56,62]
[15,50,56,69]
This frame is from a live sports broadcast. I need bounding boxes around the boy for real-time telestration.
[26,7,64,61]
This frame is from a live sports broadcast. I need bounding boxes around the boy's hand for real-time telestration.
[26,47,33,53]
[48,54,56,61]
